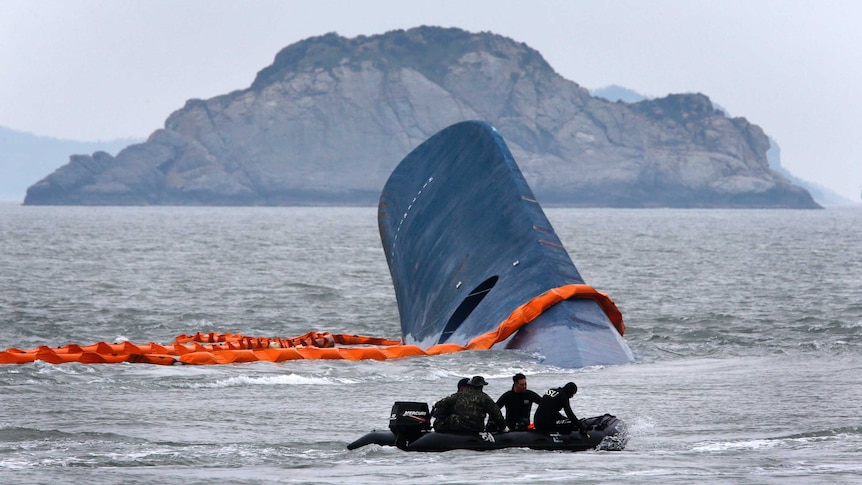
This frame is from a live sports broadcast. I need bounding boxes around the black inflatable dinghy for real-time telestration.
[347,402,627,452]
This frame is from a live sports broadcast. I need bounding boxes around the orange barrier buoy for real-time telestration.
[2,284,624,366]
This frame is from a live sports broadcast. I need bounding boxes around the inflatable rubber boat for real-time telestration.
[347,402,627,452]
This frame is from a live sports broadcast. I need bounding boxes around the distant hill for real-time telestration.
[765,140,854,206]
[0,127,140,202]
[590,85,649,103]
[24,27,819,208]
[591,86,851,206]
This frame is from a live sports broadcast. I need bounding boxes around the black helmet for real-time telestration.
[457,377,470,389]
[563,382,578,396]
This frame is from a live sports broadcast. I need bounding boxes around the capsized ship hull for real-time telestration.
[378,121,633,368]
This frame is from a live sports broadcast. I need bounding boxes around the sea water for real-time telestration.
[1,204,860,484]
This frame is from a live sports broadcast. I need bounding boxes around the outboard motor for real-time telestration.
[389,401,431,449]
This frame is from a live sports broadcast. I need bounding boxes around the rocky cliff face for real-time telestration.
[24,26,819,208]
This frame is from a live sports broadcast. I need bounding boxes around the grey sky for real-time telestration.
[2,0,859,200]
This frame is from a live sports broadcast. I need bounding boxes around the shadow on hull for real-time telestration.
[378,121,633,368]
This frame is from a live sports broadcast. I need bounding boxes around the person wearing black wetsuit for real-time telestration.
[495,373,541,430]
[533,382,588,435]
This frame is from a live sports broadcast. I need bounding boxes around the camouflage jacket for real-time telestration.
[433,388,505,432]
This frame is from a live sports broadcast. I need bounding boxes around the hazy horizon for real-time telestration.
[2,0,860,200]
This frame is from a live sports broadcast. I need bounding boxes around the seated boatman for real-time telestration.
[432,376,507,434]
[496,373,542,431]
[533,382,589,435]
[431,377,470,423]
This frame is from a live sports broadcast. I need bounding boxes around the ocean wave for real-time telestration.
[180,373,359,389]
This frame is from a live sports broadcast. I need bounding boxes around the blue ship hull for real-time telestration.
[378,121,633,368]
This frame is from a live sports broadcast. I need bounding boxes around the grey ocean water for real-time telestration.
[1,204,861,484]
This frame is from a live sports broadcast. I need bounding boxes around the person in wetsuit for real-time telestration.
[432,375,507,433]
[533,382,588,435]
[495,373,541,431]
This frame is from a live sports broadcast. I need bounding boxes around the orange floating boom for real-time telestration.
[1,284,623,366]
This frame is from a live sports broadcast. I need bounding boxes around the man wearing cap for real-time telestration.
[431,377,471,423]
[534,382,588,435]
[456,377,470,392]
[432,376,507,433]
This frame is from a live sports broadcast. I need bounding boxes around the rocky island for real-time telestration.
[24,26,819,208]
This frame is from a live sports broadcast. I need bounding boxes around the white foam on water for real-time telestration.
[184,373,358,389]
[692,438,781,452]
